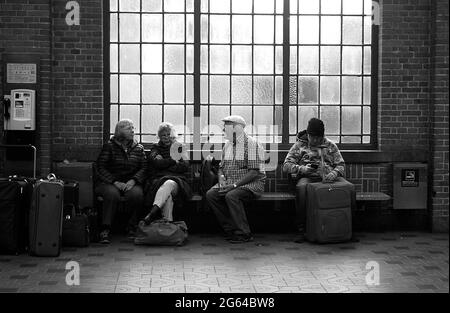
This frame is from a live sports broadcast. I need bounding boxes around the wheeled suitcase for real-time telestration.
[0,178,33,254]
[306,180,354,243]
[29,174,64,256]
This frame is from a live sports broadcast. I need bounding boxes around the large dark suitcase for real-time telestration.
[0,178,33,254]
[62,204,90,247]
[306,180,354,243]
[29,175,64,256]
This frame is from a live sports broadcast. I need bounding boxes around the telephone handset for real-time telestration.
[2,97,11,120]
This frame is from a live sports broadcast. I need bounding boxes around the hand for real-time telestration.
[218,174,226,188]
[155,154,163,160]
[299,164,316,175]
[218,184,235,195]
[323,171,338,183]
[124,179,136,192]
[113,181,127,192]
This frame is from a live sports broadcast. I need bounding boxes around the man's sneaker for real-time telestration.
[99,230,111,244]
[229,234,254,244]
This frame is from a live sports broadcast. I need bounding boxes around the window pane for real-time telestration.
[110,44,118,72]
[110,14,118,42]
[290,16,297,45]
[164,14,184,42]
[363,106,371,134]
[186,14,194,42]
[186,45,194,73]
[164,75,184,103]
[210,15,230,43]
[232,76,252,104]
[254,76,274,105]
[142,44,162,73]
[299,46,319,74]
[364,16,371,44]
[343,0,363,15]
[142,0,162,12]
[201,15,208,43]
[232,0,252,13]
[364,46,371,74]
[120,14,140,42]
[341,136,361,143]
[110,0,118,11]
[299,0,319,14]
[210,106,230,127]
[120,75,140,103]
[321,16,341,44]
[186,75,194,103]
[254,106,273,129]
[164,44,184,73]
[164,0,184,12]
[298,106,318,130]
[275,46,283,74]
[275,76,283,104]
[200,45,208,73]
[232,46,252,74]
[142,75,162,103]
[164,105,185,133]
[142,105,162,134]
[120,105,140,133]
[321,0,341,14]
[289,106,297,134]
[342,76,362,104]
[276,16,283,44]
[186,0,194,12]
[142,14,162,42]
[210,0,230,13]
[342,46,362,74]
[232,107,252,133]
[299,16,319,44]
[110,104,118,133]
[298,76,318,104]
[210,75,230,104]
[210,45,230,74]
[289,76,297,104]
[320,76,340,104]
[320,106,340,135]
[320,46,340,74]
[363,77,370,104]
[254,16,274,44]
[120,44,140,73]
[342,107,361,134]
[254,46,274,74]
[200,75,208,103]
[290,46,297,74]
[110,74,118,103]
[119,0,139,12]
[290,0,298,14]
[232,15,252,44]
[254,0,274,13]
[343,17,362,44]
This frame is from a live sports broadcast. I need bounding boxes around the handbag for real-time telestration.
[62,204,90,247]
[134,218,188,246]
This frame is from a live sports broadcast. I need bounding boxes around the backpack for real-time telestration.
[199,156,219,196]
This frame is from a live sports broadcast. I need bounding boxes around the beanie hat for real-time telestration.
[306,118,325,137]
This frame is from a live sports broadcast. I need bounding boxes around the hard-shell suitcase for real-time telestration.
[29,174,64,257]
[306,180,354,243]
[0,178,33,254]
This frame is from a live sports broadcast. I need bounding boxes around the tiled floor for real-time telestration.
[0,232,448,293]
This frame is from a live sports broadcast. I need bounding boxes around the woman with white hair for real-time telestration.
[142,122,192,224]
[95,119,147,244]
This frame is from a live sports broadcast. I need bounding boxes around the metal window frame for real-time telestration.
[103,0,379,150]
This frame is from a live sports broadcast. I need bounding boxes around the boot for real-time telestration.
[143,204,161,225]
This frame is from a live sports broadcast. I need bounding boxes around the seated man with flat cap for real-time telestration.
[206,115,266,244]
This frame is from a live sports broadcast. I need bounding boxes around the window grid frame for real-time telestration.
[104,0,379,150]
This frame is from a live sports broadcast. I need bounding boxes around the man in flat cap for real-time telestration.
[206,115,266,243]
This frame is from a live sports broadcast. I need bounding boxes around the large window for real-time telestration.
[106,0,377,148]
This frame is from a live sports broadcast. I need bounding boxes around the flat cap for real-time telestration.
[221,115,246,127]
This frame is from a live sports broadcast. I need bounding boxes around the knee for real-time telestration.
[206,188,217,201]
[224,191,239,203]
[162,179,177,190]
[98,185,121,201]
[126,186,144,201]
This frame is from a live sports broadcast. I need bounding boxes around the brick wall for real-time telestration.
[431,0,449,232]
[0,0,448,231]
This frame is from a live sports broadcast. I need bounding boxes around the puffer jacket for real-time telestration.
[282,130,345,178]
[95,137,147,185]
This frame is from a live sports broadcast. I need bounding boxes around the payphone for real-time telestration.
[3,89,36,131]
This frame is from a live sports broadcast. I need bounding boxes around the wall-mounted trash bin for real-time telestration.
[393,163,427,210]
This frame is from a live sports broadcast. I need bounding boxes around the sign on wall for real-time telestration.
[6,63,37,84]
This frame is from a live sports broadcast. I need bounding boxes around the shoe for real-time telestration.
[143,205,161,225]
[126,228,137,239]
[224,231,236,241]
[99,229,111,244]
[229,234,254,244]
[294,232,306,244]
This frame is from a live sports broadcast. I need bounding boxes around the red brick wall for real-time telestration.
[0,0,448,231]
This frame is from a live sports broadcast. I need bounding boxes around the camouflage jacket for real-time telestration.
[282,131,345,178]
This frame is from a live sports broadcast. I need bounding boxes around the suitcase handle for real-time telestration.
[0,144,37,179]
